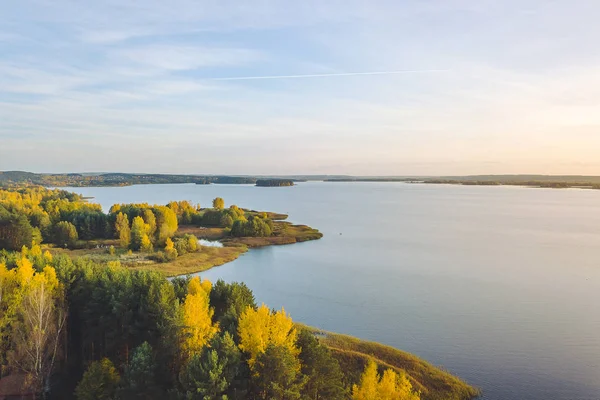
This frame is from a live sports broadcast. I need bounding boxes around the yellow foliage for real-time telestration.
[237,304,298,369]
[352,360,420,400]
[186,235,198,252]
[43,250,53,262]
[352,360,379,400]
[393,371,419,400]
[9,263,66,391]
[15,257,35,286]
[182,277,217,357]
[115,212,131,248]
[41,266,60,294]
[200,279,212,294]
[0,262,16,305]
[30,245,42,258]
[212,197,225,210]
[107,261,122,270]
[165,237,175,251]
[141,234,153,252]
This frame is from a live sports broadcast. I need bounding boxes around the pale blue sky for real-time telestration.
[1,1,599,175]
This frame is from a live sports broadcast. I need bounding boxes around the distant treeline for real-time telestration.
[325,174,600,189]
[429,174,600,184]
[0,171,310,187]
[325,178,416,182]
[256,179,294,187]
[5,171,600,189]
[0,171,260,187]
[423,178,600,189]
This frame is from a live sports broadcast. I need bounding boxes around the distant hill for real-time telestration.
[0,171,39,182]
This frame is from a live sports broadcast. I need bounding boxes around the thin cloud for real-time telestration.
[112,45,262,71]
[206,69,449,81]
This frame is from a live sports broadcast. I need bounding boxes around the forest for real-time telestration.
[0,246,424,400]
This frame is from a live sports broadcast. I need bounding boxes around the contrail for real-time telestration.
[206,69,448,81]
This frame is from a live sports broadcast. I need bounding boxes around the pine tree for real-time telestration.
[251,344,305,400]
[117,342,160,399]
[75,358,120,400]
[297,329,346,400]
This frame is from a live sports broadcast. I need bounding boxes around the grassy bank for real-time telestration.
[301,326,480,400]
[130,245,248,276]
[49,244,248,277]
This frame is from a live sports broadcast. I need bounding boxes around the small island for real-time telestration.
[255,179,294,187]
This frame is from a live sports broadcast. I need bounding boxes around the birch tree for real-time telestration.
[9,261,67,397]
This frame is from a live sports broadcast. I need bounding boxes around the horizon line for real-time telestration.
[4,171,600,178]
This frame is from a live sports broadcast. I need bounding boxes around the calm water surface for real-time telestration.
[64,182,600,400]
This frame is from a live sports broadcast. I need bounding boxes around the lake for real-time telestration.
[63,182,600,400]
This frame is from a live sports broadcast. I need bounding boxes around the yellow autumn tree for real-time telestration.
[352,360,420,400]
[237,304,298,368]
[15,255,35,286]
[186,235,198,252]
[115,212,131,248]
[140,234,153,252]
[164,237,178,260]
[131,216,151,251]
[352,360,379,400]
[29,244,42,258]
[8,257,67,394]
[212,197,225,210]
[182,277,217,357]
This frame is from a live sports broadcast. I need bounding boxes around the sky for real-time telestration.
[1,0,600,176]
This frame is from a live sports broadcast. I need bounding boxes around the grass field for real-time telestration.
[300,326,480,400]
[129,246,248,276]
